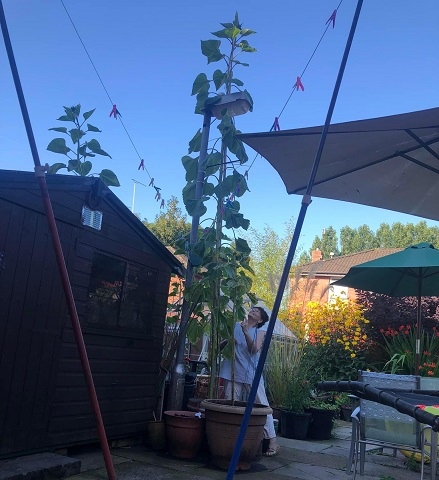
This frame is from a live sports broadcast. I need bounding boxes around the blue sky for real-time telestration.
[1,0,438,254]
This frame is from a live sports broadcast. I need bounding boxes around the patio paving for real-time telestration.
[65,420,434,480]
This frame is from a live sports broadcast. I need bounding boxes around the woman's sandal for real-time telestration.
[263,444,280,457]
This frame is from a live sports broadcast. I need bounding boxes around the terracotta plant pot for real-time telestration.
[187,397,205,413]
[164,410,205,459]
[201,399,272,471]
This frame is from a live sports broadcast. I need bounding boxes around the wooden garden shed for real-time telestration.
[0,169,182,459]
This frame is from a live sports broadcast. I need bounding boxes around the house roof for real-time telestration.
[0,169,184,275]
[299,248,402,277]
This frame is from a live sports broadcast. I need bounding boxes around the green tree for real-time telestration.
[246,221,294,315]
[144,197,191,247]
[306,221,439,258]
[375,223,393,247]
[340,224,377,254]
[297,250,311,265]
[309,226,339,259]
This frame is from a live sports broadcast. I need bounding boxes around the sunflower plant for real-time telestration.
[46,104,120,187]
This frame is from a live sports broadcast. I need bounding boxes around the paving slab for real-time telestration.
[4,419,429,480]
[69,450,130,471]
[0,452,80,480]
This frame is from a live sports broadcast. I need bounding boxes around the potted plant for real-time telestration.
[265,337,313,439]
[169,14,270,471]
[334,392,353,422]
[306,396,339,440]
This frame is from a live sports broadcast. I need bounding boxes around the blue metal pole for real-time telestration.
[225,1,364,477]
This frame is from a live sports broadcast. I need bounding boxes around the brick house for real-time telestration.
[290,248,402,306]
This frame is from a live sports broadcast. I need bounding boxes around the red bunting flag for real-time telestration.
[294,77,304,91]
[109,104,121,119]
[326,10,337,29]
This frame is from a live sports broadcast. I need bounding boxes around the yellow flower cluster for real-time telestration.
[288,298,369,356]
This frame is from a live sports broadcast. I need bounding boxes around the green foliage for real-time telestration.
[340,224,377,254]
[333,392,350,407]
[296,298,372,381]
[144,197,191,247]
[302,221,439,260]
[304,341,368,381]
[46,104,120,187]
[356,290,439,341]
[265,338,313,412]
[307,398,339,411]
[178,13,257,396]
[380,325,439,376]
[404,452,421,472]
[245,221,296,316]
[311,226,339,259]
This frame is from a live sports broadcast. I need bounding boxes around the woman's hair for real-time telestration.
[255,306,269,328]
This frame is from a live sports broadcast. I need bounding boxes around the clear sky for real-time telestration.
[1,0,438,254]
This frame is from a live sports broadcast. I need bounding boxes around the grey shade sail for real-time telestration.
[240,107,439,221]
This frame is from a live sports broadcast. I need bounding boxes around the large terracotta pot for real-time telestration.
[164,410,205,459]
[201,399,272,471]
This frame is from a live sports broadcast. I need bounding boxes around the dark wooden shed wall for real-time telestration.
[0,171,177,458]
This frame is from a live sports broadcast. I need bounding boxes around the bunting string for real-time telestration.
[61,0,344,220]
[60,0,166,210]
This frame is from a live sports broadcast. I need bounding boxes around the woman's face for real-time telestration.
[248,307,262,326]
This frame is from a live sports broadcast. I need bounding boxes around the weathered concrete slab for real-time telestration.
[0,453,80,480]
[17,420,429,480]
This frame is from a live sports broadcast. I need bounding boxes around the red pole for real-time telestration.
[0,2,116,478]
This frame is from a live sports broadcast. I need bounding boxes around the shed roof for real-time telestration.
[300,248,402,277]
[0,169,184,275]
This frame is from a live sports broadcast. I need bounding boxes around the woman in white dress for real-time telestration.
[220,306,280,456]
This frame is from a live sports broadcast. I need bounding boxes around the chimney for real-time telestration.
[311,248,323,262]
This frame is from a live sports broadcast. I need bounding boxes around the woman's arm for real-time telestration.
[242,327,265,354]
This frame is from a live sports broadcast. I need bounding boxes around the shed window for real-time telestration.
[86,252,157,333]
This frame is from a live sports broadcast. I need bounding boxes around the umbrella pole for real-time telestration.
[225,1,364,478]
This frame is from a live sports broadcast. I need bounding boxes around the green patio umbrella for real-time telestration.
[332,242,439,373]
